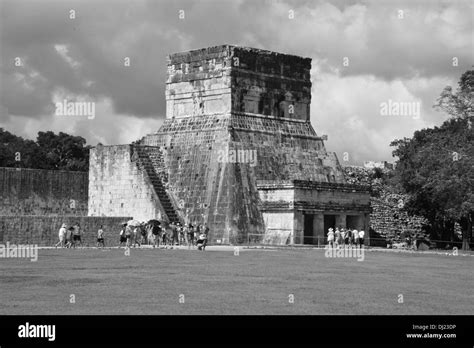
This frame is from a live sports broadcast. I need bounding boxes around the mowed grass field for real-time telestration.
[0,247,473,315]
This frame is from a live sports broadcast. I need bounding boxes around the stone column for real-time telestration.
[313,213,325,246]
[293,211,304,245]
[335,213,347,230]
[364,213,370,246]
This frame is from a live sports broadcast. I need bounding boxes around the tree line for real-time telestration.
[389,70,473,250]
[0,130,91,172]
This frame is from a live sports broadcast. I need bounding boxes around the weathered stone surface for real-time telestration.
[0,167,88,216]
[87,145,167,222]
[344,165,429,244]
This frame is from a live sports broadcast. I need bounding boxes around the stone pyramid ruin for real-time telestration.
[88,45,371,244]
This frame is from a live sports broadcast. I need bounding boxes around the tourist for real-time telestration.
[196,230,208,251]
[119,223,127,247]
[125,224,133,248]
[334,228,341,248]
[161,224,168,246]
[177,222,185,245]
[358,230,365,247]
[170,222,178,246]
[97,225,105,248]
[55,223,67,248]
[72,223,82,248]
[345,229,352,246]
[133,226,140,247]
[150,222,161,248]
[327,228,335,248]
[353,228,359,246]
[187,223,195,249]
[65,226,74,248]
[352,229,358,248]
[341,228,347,246]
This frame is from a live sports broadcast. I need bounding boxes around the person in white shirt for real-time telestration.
[97,225,105,248]
[55,223,67,248]
[327,228,335,248]
[353,229,359,245]
[358,230,365,247]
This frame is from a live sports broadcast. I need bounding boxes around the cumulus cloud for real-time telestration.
[0,0,472,163]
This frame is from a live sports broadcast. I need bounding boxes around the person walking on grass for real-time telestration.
[353,228,359,246]
[334,228,341,248]
[187,223,195,249]
[55,223,67,248]
[65,226,74,248]
[358,230,365,247]
[346,229,352,246]
[97,225,105,248]
[72,223,82,248]
[327,228,335,248]
[125,224,133,248]
[119,224,127,247]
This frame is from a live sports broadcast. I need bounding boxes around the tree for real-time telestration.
[0,129,91,171]
[36,131,91,171]
[390,70,474,250]
[0,128,43,168]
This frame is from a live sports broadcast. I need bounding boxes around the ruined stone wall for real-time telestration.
[0,215,131,246]
[257,181,371,212]
[87,145,166,222]
[143,115,262,243]
[0,167,88,216]
[343,166,428,242]
[166,45,232,118]
[230,46,311,121]
[231,116,345,183]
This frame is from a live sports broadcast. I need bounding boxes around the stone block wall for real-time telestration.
[230,46,311,121]
[0,215,131,246]
[343,165,429,243]
[0,167,88,216]
[166,45,312,121]
[87,145,166,222]
[166,46,232,118]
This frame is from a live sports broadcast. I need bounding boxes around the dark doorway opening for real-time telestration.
[304,214,314,244]
[347,215,359,230]
[324,215,336,236]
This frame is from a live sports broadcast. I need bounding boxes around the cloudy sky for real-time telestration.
[0,0,472,164]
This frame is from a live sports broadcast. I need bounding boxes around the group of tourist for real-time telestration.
[118,221,210,249]
[55,222,84,248]
[144,221,210,250]
[56,220,210,250]
[327,227,365,248]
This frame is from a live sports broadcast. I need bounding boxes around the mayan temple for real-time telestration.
[88,44,371,244]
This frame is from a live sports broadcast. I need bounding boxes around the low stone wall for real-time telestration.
[0,167,88,216]
[0,216,131,246]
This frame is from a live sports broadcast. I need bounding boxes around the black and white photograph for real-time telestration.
[0,0,473,346]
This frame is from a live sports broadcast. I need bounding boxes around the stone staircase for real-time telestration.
[133,145,181,224]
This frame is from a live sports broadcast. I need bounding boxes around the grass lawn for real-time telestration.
[0,246,473,315]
